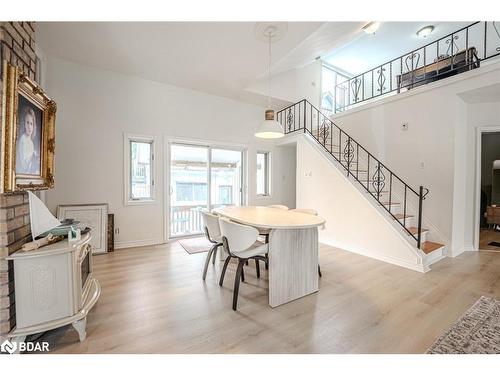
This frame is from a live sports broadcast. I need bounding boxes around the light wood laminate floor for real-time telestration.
[34,241,500,354]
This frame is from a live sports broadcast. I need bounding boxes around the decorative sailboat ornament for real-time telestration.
[28,191,61,239]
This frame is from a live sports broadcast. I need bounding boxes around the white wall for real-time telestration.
[44,58,296,248]
[327,62,500,256]
[296,137,424,271]
[245,60,322,108]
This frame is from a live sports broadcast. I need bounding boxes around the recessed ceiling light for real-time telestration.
[362,22,381,34]
[417,25,435,38]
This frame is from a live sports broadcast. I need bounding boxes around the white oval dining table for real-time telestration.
[214,206,326,307]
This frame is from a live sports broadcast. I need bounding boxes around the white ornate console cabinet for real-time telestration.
[6,233,101,353]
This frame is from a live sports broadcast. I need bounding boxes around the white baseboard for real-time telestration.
[320,239,428,273]
[114,238,164,250]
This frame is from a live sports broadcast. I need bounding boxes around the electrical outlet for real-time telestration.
[114,228,120,235]
[420,161,425,169]
[401,123,409,131]
[305,171,313,177]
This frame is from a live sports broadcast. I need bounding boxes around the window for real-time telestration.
[125,134,156,204]
[175,182,208,203]
[218,185,233,204]
[321,63,350,113]
[256,151,270,196]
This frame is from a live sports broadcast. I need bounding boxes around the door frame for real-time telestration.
[164,136,248,241]
[474,126,500,251]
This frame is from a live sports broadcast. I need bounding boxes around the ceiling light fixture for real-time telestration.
[416,25,435,38]
[362,22,381,34]
[254,23,287,139]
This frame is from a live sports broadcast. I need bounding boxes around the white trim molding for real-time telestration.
[123,132,158,207]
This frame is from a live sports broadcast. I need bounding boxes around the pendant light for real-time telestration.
[255,24,285,139]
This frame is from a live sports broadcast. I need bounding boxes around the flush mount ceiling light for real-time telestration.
[254,23,288,139]
[417,25,435,38]
[362,22,381,34]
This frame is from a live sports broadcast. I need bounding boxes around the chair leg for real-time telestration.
[212,245,218,265]
[241,266,245,282]
[233,259,245,311]
[265,253,269,270]
[245,260,249,266]
[202,244,216,281]
[255,258,260,278]
[318,265,322,278]
[219,256,232,286]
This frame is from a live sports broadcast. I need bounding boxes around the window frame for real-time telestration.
[256,151,271,197]
[321,61,352,113]
[124,133,157,206]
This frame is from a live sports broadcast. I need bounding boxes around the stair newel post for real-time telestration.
[417,185,424,249]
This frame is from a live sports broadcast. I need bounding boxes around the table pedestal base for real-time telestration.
[268,228,319,307]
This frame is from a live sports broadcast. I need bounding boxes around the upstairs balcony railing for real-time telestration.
[334,21,500,112]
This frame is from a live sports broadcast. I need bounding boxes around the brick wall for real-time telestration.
[0,22,38,343]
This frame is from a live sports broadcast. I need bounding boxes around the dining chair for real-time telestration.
[268,204,289,210]
[219,218,269,310]
[201,212,223,281]
[291,208,322,278]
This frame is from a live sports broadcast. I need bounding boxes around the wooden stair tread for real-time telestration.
[407,226,429,235]
[393,213,413,219]
[421,241,444,254]
[381,201,400,206]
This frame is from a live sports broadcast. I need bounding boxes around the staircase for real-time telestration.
[277,99,446,268]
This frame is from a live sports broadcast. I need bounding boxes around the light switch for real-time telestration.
[401,123,409,131]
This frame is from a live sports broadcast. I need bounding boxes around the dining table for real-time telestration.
[213,206,326,307]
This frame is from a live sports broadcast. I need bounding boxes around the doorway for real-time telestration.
[478,131,500,251]
[168,142,245,238]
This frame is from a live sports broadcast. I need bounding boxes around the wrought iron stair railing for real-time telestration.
[334,21,500,113]
[277,99,429,249]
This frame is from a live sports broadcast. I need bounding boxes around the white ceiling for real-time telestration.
[37,22,324,107]
[324,22,472,75]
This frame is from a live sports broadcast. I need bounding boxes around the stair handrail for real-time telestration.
[277,99,430,249]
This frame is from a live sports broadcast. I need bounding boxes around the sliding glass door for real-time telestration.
[169,143,243,238]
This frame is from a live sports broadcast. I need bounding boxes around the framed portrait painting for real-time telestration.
[1,60,56,192]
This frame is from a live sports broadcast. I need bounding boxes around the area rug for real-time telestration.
[427,296,500,354]
[487,241,500,248]
[179,236,211,254]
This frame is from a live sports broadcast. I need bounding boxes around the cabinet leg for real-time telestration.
[72,318,87,342]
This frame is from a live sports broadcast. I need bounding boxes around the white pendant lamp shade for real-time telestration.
[254,23,287,139]
[255,109,284,139]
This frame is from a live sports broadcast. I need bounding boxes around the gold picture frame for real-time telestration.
[1,60,56,192]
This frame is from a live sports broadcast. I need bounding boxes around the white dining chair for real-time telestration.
[268,204,289,210]
[219,218,269,310]
[291,208,322,278]
[201,212,223,281]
